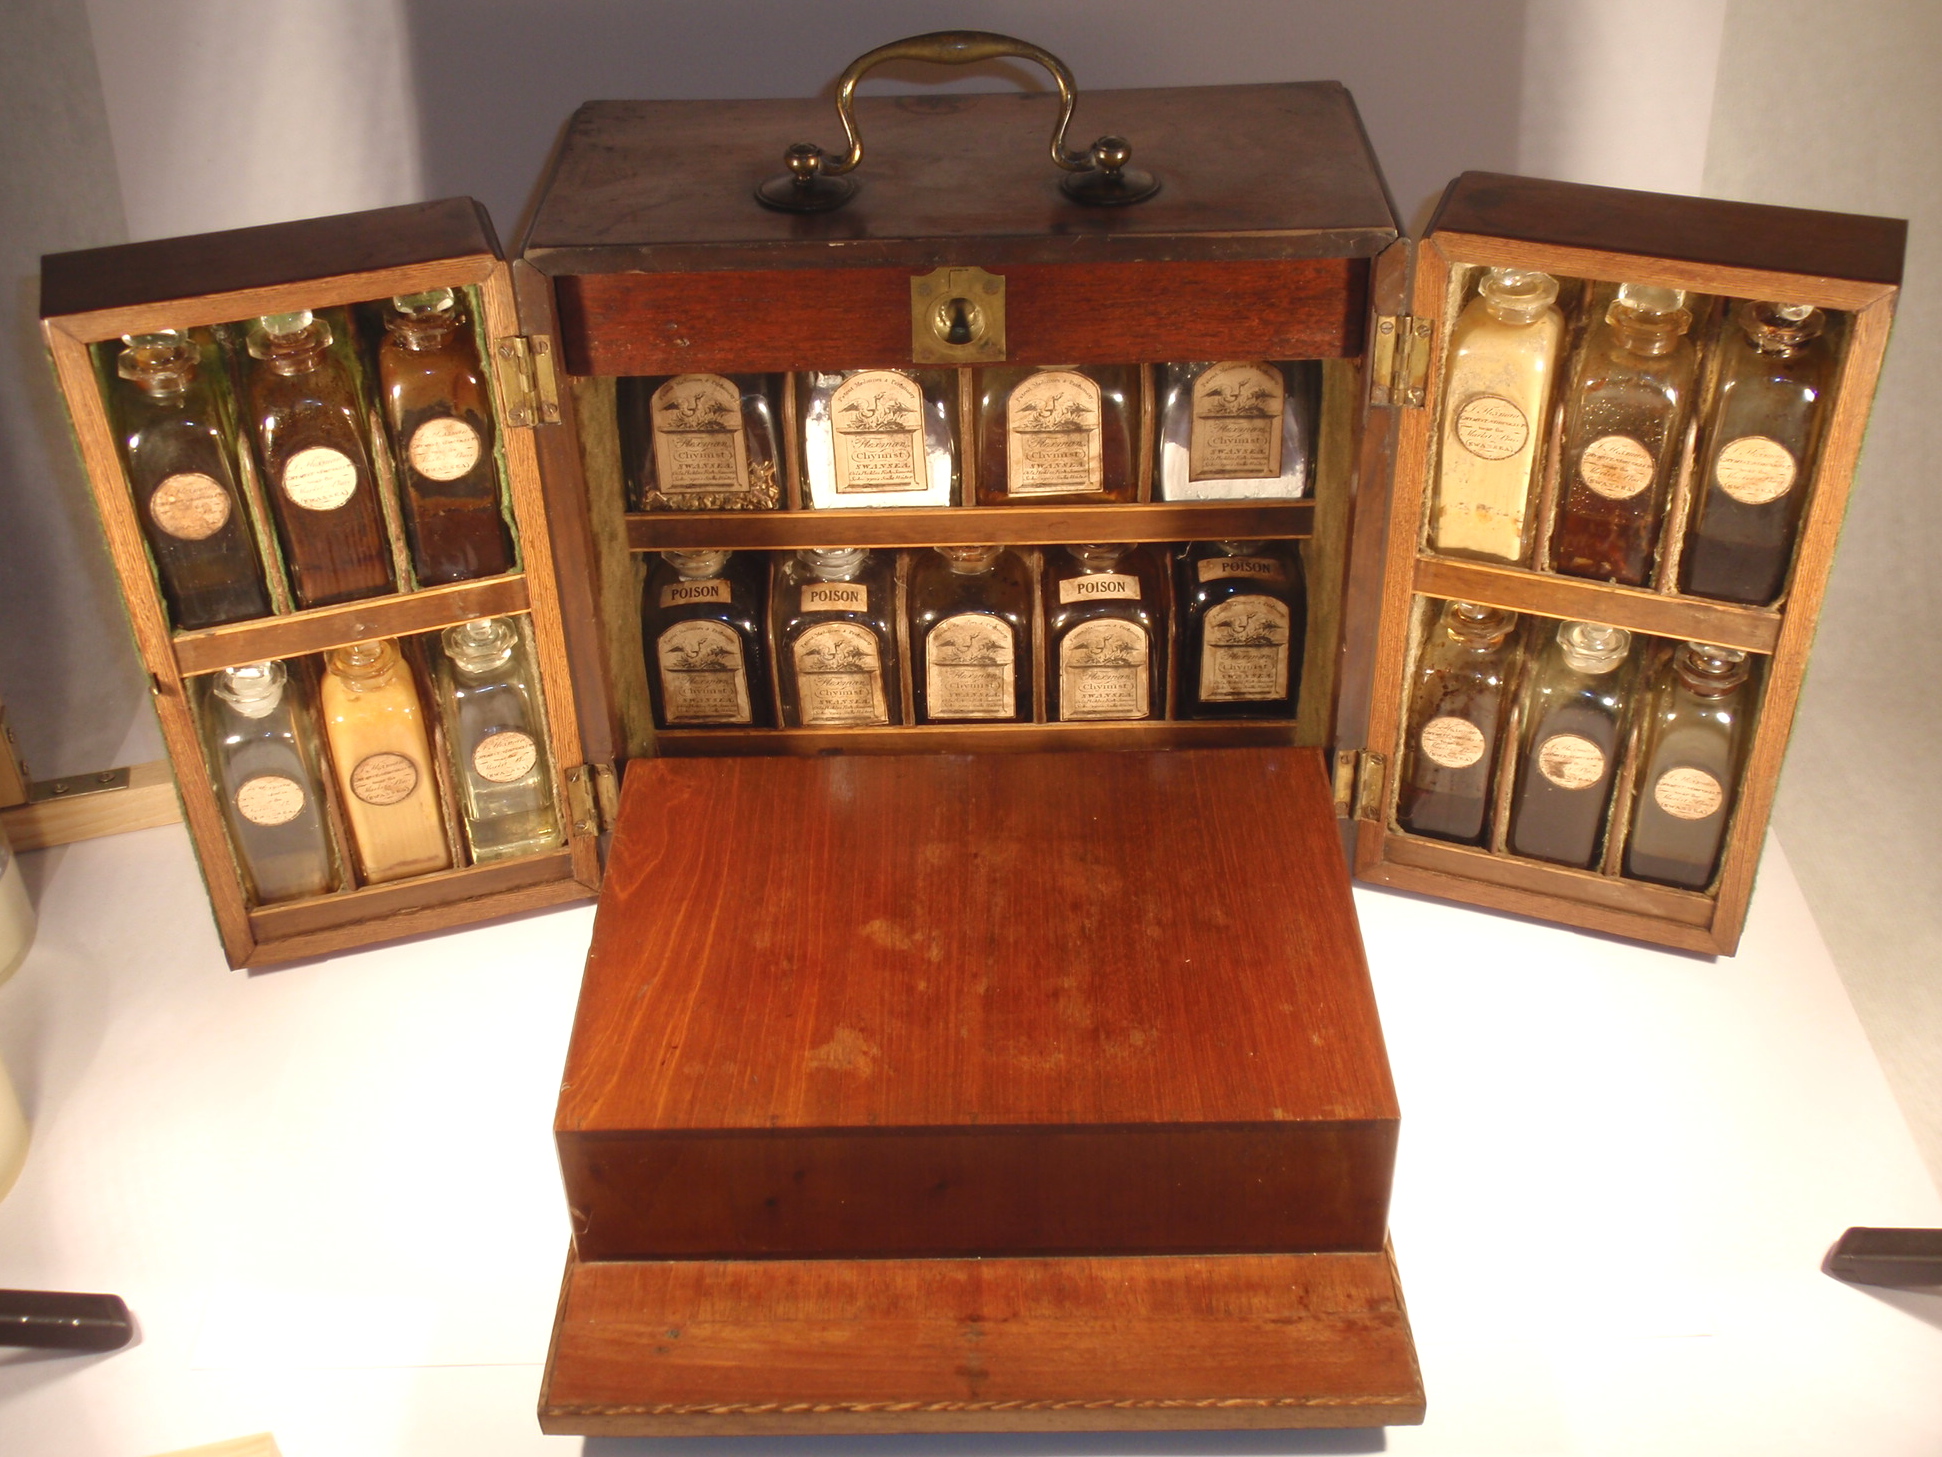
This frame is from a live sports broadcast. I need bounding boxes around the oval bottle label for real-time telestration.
[236,773,305,827]
[472,730,539,784]
[350,751,419,806]
[1454,395,1530,461]
[282,446,360,511]
[1653,766,1725,820]
[1536,732,1607,790]
[409,417,483,482]
[1421,715,1488,769]
[1577,434,1655,500]
[149,471,233,540]
[1714,435,1797,506]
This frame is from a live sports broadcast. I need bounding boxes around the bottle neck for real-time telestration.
[1068,543,1130,572]
[328,641,401,692]
[387,315,459,353]
[937,545,1002,575]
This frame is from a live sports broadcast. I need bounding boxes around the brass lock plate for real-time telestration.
[911,266,1006,364]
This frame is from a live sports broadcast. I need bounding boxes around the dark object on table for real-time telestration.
[0,1289,135,1351]
[1825,1227,1942,1289]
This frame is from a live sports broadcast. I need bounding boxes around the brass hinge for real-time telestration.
[1369,314,1433,408]
[565,761,619,837]
[1333,749,1387,822]
[493,334,561,428]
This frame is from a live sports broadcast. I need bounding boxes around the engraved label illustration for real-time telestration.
[1713,435,1797,506]
[1536,732,1607,790]
[658,619,753,725]
[1653,766,1725,820]
[651,374,749,496]
[281,445,359,511]
[794,621,889,726]
[831,372,926,494]
[148,471,233,540]
[236,773,305,827]
[659,578,732,609]
[1057,572,1139,604]
[1190,363,1283,481]
[1198,595,1290,703]
[408,417,482,481]
[1197,556,1282,584]
[1007,370,1104,496]
[1454,394,1531,461]
[926,612,1016,721]
[350,750,419,806]
[1577,434,1655,500]
[472,729,539,784]
[1420,715,1488,770]
[1059,619,1149,721]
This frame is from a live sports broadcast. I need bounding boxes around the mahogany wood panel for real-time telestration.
[559,747,1396,1258]
[557,259,1364,376]
[540,1248,1424,1435]
[246,872,595,969]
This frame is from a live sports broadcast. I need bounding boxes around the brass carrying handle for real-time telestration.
[755,31,1160,212]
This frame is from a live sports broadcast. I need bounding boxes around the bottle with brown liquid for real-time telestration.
[111,331,270,629]
[1680,303,1832,605]
[319,638,450,883]
[1624,643,1752,888]
[202,660,341,904]
[772,549,901,727]
[246,311,395,607]
[619,373,783,511]
[641,549,772,728]
[977,365,1140,505]
[1551,286,1698,585]
[1043,543,1167,721]
[1174,540,1305,719]
[378,289,513,585]
[1397,601,1520,845]
[1507,620,1634,868]
[908,546,1034,723]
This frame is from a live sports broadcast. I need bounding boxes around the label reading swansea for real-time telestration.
[281,446,359,511]
[651,374,748,494]
[350,751,419,806]
[1059,619,1149,721]
[1536,733,1607,790]
[1189,362,1283,481]
[236,774,305,827]
[472,730,538,784]
[1454,395,1530,461]
[149,471,233,540]
[408,417,482,482]
[1058,573,1139,604]
[1653,766,1725,820]
[1199,595,1290,702]
[1713,435,1797,506]
[658,620,752,725]
[1577,434,1655,501]
[831,372,925,494]
[1420,715,1488,770]
[794,622,888,726]
[659,579,731,609]
[1007,370,1104,496]
[926,613,1015,720]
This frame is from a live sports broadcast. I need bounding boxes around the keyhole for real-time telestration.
[933,296,984,346]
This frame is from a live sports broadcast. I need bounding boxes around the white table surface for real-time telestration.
[0,821,1936,1456]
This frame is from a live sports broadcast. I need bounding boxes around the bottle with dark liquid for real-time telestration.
[1397,600,1520,845]
[1680,303,1832,605]
[641,549,771,728]
[111,331,269,629]
[202,660,341,904]
[378,289,513,585]
[1551,286,1698,585]
[246,311,395,607]
[1043,543,1167,722]
[619,373,783,511]
[908,545,1034,723]
[772,548,901,727]
[1175,540,1306,719]
[977,365,1140,505]
[1624,642,1752,889]
[1507,620,1634,868]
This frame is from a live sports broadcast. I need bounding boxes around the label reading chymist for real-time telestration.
[408,417,482,482]
[1007,370,1103,496]
[281,446,359,511]
[831,372,925,494]
[149,471,232,541]
[236,774,305,827]
[350,751,419,806]
[794,622,888,726]
[1189,363,1283,481]
[1059,619,1149,721]
[651,374,748,494]
[472,729,538,784]
[1058,573,1139,604]
[926,613,1015,720]
[1199,595,1290,702]
[658,620,752,725]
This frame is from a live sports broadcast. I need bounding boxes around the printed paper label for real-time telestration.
[794,621,888,726]
[1197,556,1283,583]
[659,578,731,609]
[281,446,359,511]
[1059,619,1149,721]
[236,773,305,827]
[1190,362,1283,481]
[925,613,1015,720]
[658,620,752,725]
[1007,370,1104,496]
[1714,435,1797,506]
[148,471,232,541]
[1199,595,1290,702]
[1420,714,1488,770]
[1058,573,1139,604]
[1653,766,1725,821]
[408,417,482,482]
[802,581,867,613]
[651,374,748,494]
[831,371,925,494]
[472,729,538,784]
[1536,732,1607,790]
[350,751,419,806]
[1454,394,1530,461]
[1577,434,1655,501]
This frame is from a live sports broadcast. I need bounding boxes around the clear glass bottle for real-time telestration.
[246,310,396,607]
[1043,543,1167,722]
[1507,620,1634,868]
[1397,600,1520,845]
[801,369,957,508]
[772,548,901,727]
[1624,642,1753,889]
[1680,302,1833,605]
[908,545,1034,723]
[378,288,514,585]
[1174,540,1306,719]
[319,638,450,883]
[618,373,783,511]
[1429,269,1564,562]
[640,549,771,728]
[1156,361,1314,500]
[976,365,1140,505]
[1551,285,1698,586]
[111,331,271,629]
[201,660,341,904]
[434,617,562,863]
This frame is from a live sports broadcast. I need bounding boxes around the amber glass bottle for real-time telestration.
[246,311,395,607]
[378,289,513,585]
[319,638,450,883]
[1625,643,1753,888]
[1043,543,1167,722]
[111,332,270,629]
[908,546,1034,723]
[772,549,901,727]
[1397,601,1520,845]
[1551,286,1698,586]
[1174,540,1305,720]
[619,373,784,511]
[641,549,772,728]
[977,366,1140,505]
[1507,620,1634,868]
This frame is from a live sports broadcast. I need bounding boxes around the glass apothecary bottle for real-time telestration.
[801,369,957,508]
[976,365,1140,505]
[1156,361,1313,500]
[908,545,1034,723]
[1507,620,1634,868]
[378,288,513,585]
[619,373,784,511]
[772,548,901,727]
[201,660,340,904]
[1551,285,1698,586]
[111,331,271,629]
[1680,302,1833,605]
[1175,540,1306,719]
[1624,642,1753,888]
[246,310,396,608]
[319,638,450,883]
[1429,269,1564,562]
[1397,600,1520,845]
[640,549,771,728]
[1043,543,1167,722]
[434,617,562,863]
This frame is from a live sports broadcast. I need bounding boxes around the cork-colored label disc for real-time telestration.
[350,751,419,806]
[1653,765,1725,820]
[472,729,538,784]
[236,773,305,827]
[281,446,359,511]
[409,417,482,482]
[1536,732,1607,790]
[1714,435,1797,506]
[1421,714,1488,769]
[1577,434,1655,501]
[149,471,233,541]
[1454,395,1530,461]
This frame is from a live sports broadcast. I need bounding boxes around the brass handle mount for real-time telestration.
[755,30,1160,213]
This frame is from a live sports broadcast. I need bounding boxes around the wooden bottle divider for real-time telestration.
[654,719,1301,758]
